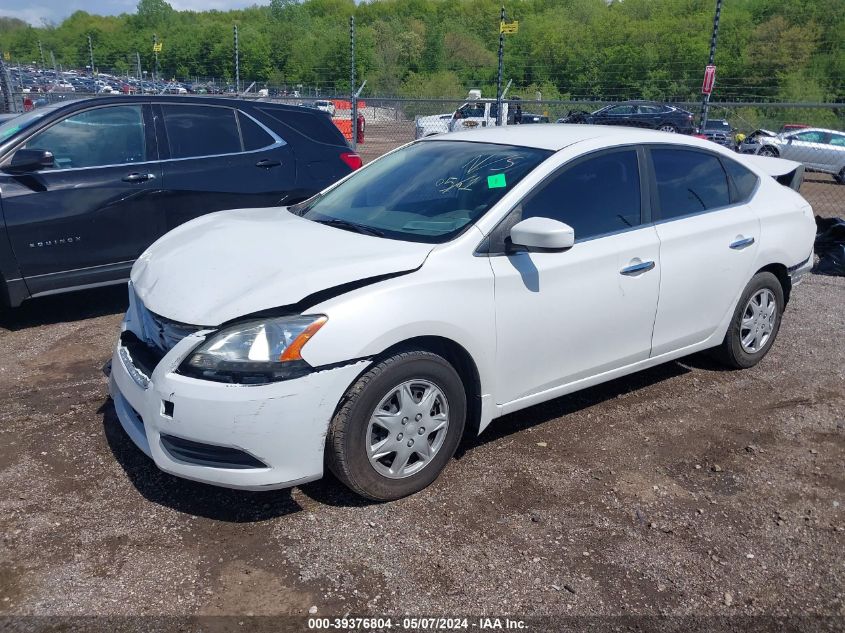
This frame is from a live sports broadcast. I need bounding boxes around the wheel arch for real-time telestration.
[755,263,791,305]
[376,336,484,440]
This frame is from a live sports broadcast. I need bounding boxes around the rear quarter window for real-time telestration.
[257,107,346,146]
[721,156,759,203]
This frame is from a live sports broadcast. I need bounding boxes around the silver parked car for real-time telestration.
[750,127,845,184]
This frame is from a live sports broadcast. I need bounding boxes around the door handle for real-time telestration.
[620,260,656,276]
[122,172,154,183]
[730,237,755,250]
[255,158,282,168]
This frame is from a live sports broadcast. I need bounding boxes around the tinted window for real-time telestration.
[26,105,145,169]
[162,105,240,158]
[238,112,275,151]
[299,141,551,243]
[258,107,345,145]
[829,134,845,147]
[607,105,635,115]
[721,157,759,203]
[793,131,826,143]
[652,149,730,219]
[522,150,641,239]
[638,105,662,114]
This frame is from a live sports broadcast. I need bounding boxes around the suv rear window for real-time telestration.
[237,111,276,151]
[257,107,346,145]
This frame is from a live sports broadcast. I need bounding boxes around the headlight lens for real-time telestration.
[180,315,327,384]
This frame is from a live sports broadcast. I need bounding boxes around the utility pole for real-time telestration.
[136,51,142,80]
[87,34,95,76]
[50,50,58,78]
[233,25,240,93]
[495,5,505,126]
[350,15,357,150]
[699,0,722,131]
[153,34,159,81]
[37,41,45,69]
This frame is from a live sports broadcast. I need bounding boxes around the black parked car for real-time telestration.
[558,100,696,134]
[0,95,359,307]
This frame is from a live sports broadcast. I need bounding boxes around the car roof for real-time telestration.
[424,124,715,152]
[38,94,316,112]
[784,127,843,135]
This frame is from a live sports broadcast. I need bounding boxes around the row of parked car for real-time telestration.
[414,96,845,185]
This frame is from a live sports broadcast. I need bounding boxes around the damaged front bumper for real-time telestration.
[108,324,367,491]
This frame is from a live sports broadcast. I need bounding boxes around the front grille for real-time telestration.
[136,300,201,354]
[160,434,267,469]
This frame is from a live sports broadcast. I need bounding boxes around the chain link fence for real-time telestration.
[1,84,843,218]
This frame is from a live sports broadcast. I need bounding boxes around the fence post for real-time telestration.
[699,0,722,131]
[350,15,357,151]
[495,5,505,126]
[0,57,18,113]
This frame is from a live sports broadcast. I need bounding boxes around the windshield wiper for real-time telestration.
[313,218,385,237]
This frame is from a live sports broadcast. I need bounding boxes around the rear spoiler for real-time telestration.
[743,154,804,191]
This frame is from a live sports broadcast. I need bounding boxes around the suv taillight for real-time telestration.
[340,152,362,170]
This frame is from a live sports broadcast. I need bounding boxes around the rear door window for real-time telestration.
[651,148,731,219]
[162,105,240,158]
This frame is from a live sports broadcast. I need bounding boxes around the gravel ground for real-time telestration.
[0,128,843,632]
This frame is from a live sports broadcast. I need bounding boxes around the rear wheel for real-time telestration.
[658,124,677,133]
[326,350,466,501]
[836,167,845,185]
[714,272,784,369]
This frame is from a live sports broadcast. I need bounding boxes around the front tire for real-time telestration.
[758,145,779,158]
[714,272,784,369]
[326,350,466,501]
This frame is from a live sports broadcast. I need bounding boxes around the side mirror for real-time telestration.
[7,148,54,173]
[510,217,575,252]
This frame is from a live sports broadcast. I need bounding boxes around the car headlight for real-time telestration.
[179,315,327,384]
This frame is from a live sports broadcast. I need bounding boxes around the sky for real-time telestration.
[0,0,269,26]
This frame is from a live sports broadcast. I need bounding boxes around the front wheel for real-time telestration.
[758,145,779,158]
[326,350,466,500]
[714,272,784,369]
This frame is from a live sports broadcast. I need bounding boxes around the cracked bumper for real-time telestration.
[108,332,367,491]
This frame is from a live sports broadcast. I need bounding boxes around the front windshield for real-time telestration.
[297,140,551,243]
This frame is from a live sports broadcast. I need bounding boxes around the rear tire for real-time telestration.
[326,350,466,501]
[836,168,845,185]
[713,272,784,369]
[658,124,677,133]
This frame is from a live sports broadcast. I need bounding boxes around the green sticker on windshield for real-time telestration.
[487,173,507,189]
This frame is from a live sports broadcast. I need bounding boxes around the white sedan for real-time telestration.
[108,125,815,500]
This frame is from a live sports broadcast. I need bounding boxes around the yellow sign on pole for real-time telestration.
[3,51,10,61]
[500,20,518,34]
[152,42,163,53]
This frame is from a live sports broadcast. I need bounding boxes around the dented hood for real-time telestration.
[131,207,433,326]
